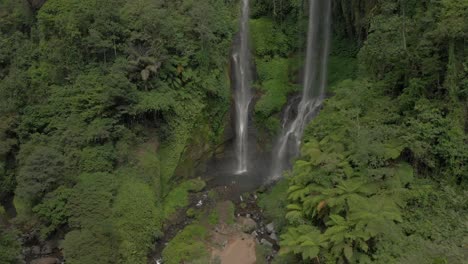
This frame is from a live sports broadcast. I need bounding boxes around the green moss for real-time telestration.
[158,105,204,195]
[208,209,220,225]
[162,224,209,264]
[264,116,281,134]
[250,18,289,56]
[254,57,299,135]
[186,208,196,218]
[256,56,290,83]
[12,196,32,222]
[134,145,161,191]
[163,179,206,219]
[207,190,218,200]
[184,178,206,192]
[256,80,288,114]
[225,201,235,225]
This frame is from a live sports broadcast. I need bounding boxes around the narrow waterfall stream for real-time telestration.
[270,0,332,180]
[232,0,252,174]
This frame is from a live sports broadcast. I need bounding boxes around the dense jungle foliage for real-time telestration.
[0,0,235,262]
[0,0,467,263]
[256,0,467,263]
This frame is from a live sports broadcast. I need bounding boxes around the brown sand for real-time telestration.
[212,233,256,264]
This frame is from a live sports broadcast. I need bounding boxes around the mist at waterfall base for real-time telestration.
[202,0,263,194]
[202,0,331,193]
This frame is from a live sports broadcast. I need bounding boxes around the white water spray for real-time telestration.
[270,0,332,180]
[232,0,252,174]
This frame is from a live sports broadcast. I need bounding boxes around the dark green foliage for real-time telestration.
[62,229,117,264]
[280,80,467,262]
[0,115,17,199]
[162,224,210,264]
[0,227,21,264]
[332,0,378,42]
[250,14,300,139]
[33,187,72,238]
[0,0,466,263]
[62,172,117,263]
[16,146,65,203]
[371,183,468,263]
[67,173,115,229]
[258,179,289,232]
[250,18,290,57]
[281,76,466,263]
[163,179,206,219]
[279,1,467,262]
[79,145,116,173]
[255,57,298,120]
[113,178,162,263]
[328,56,357,88]
[1,0,235,262]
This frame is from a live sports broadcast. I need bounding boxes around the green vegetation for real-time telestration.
[162,199,238,263]
[0,0,234,263]
[0,0,466,263]
[162,224,210,264]
[163,179,206,219]
[250,18,290,57]
[113,178,162,263]
[208,209,221,225]
[225,201,236,225]
[277,0,468,263]
[0,228,21,264]
[250,13,299,140]
[258,179,289,232]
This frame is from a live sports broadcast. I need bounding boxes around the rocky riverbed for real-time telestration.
[148,184,281,264]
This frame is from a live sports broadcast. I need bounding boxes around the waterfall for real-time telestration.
[232,0,252,174]
[270,0,332,180]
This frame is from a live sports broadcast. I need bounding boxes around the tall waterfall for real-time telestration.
[270,0,331,180]
[232,0,252,174]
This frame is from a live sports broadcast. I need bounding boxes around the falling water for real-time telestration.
[232,0,252,174]
[270,0,331,180]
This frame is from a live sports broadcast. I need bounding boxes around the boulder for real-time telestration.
[31,246,41,255]
[266,222,275,233]
[41,242,54,255]
[21,247,31,256]
[237,217,257,233]
[270,232,278,241]
[260,238,273,248]
[30,257,59,264]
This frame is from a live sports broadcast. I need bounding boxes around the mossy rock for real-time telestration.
[186,178,206,192]
[163,179,206,219]
[186,208,196,218]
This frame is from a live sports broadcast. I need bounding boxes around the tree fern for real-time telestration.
[280,225,323,260]
[287,184,310,202]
